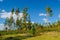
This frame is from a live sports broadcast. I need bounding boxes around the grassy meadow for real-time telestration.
[0,31,60,40]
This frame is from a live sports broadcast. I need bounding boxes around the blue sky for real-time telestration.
[0,0,60,30]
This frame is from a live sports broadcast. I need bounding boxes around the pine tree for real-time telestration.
[22,7,28,30]
[27,15,32,30]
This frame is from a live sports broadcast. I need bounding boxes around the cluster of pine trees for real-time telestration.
[4,6,60,35]
[4,7,32,31]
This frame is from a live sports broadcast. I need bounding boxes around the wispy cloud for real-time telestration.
[31,21,34,24]
[43,18,48,23]
[0,0,3,2]
[1,12,23,22]
[0,9,23,23]
[58,14,60,18]
[1,9,6,12]
[1,12,23,19]
[1,12,11,18]
[0,9,35,24]
[0,9,23,18]
[26,21,34,24]
[0,24,4,30]
[39,13,47,16]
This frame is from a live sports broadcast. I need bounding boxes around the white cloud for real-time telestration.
[0,24,4,30]
[2,10,6,12]
[58,14,60,18]
[0,10,34,25]
[39,13,47,16]
[31,21,34,24]
[26,21,34,24]
[0,0,3,2]
[0,11,23,23]
[13,13,23,22]
[0,10,36,24]
[1,12,23,19]
[1,12,11,18]
[43,18,48,23]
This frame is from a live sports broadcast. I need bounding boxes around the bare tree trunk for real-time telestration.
[46,12,49,26]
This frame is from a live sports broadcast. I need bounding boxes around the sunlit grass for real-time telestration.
[0,31,60,40]
[23,31,60,40]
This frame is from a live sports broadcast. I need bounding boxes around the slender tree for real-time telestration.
[46,6,53,25]
[11,8,14,14]
[27,15,32,30]
[22,7,28,30]
[4,17,9,31]
[8,8,14,30]
[15,8,19,15]
[15,8,20,29]
[15,18,20,29]
[57,20,60,27]
[9,16,13,29]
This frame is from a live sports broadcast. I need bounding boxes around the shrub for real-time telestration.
[5,37,21,40]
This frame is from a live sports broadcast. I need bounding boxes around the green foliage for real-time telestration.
[8,16,13,28]
[11,8,14,14]
[46,6,53,17]
[27,15,32,30]
[15,18,19,27]
[32,25,36,35]
[28,24,37,35]
[15,8,20,15]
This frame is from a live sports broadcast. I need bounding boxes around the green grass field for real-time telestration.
[23,31,60,40]
[0,31,60,40]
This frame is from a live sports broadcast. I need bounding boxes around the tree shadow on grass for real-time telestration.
[5,36,22,40]
[5,35,33,40]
